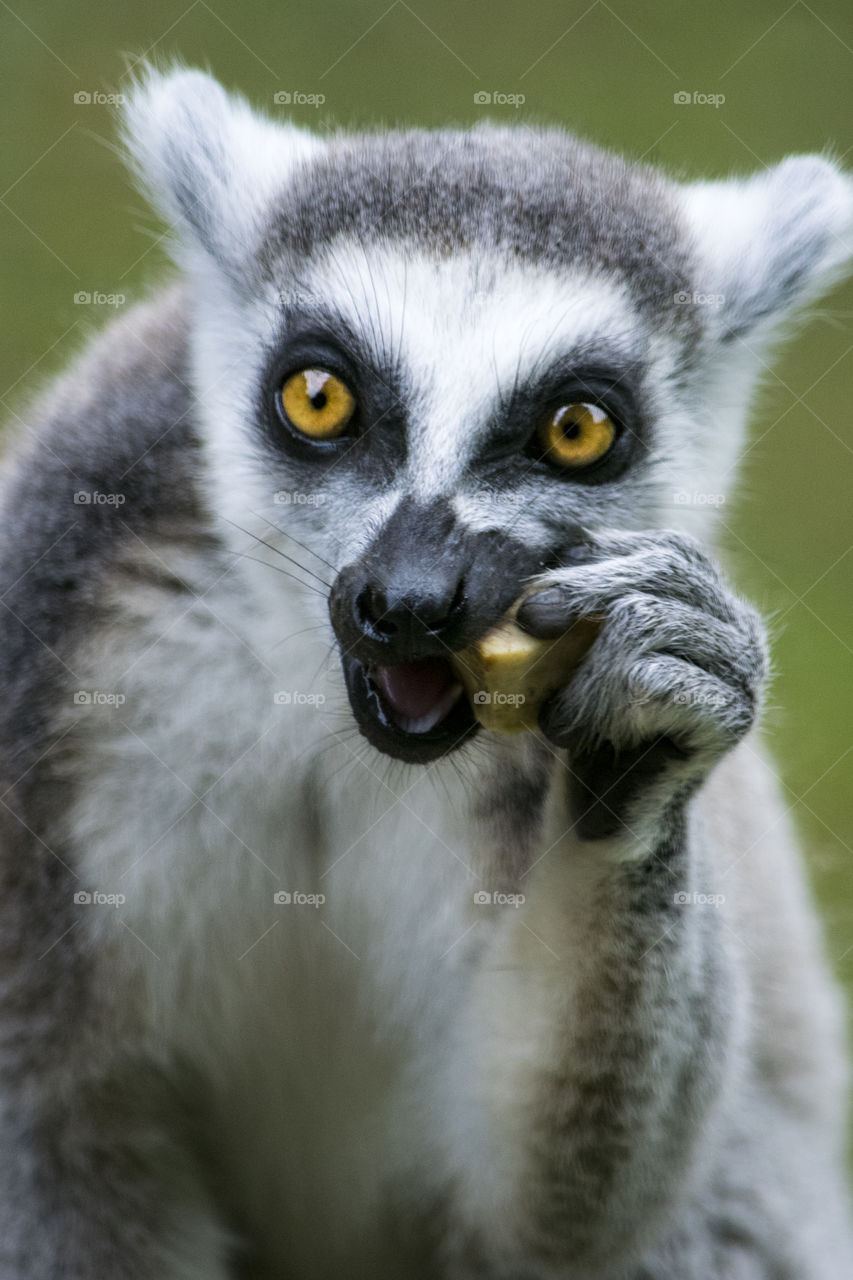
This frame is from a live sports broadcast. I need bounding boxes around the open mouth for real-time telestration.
[340,652,478,763]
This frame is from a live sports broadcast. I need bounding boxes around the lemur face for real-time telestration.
[124,70,853,761]
[255,251,685,761]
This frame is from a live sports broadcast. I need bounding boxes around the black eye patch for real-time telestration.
[478,362,647,485]
[256,310,410,480]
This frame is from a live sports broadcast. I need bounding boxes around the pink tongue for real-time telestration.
[374,659,455,721]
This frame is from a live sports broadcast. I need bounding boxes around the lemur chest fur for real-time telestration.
[62,553,548,1270]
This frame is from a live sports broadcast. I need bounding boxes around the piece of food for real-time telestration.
[451,598,600,732]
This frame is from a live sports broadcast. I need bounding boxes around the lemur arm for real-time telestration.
[437,529,763,1275]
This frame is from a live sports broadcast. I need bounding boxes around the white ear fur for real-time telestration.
[121,65,323,276]
[679,155,853,344]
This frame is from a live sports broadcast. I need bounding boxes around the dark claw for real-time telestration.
[517,587,579,639]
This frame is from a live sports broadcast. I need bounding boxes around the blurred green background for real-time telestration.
[0,1,851,987]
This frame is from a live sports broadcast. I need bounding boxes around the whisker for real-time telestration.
[250,512,338,574]
[276,529,337,575]
[229,550,329,599]
[324,742,369,786]
[221,516,333,589]
[268,622,330,654]
[310,639,340,686]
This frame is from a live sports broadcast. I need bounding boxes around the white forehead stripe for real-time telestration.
[283,245,640,499]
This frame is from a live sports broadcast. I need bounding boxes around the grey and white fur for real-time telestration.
[0,65,851,1279]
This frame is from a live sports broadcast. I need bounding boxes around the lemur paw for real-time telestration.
[517,530,768,842]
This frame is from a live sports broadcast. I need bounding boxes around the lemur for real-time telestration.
[0,65,851,1280]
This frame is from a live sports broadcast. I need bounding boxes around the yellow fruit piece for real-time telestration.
[451,600,600,733]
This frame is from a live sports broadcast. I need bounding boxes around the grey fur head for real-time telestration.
[120,67,853,564]
[116,65,853,763]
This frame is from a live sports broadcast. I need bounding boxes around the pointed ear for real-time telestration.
[678,156,853,344]
[121,65,323,277]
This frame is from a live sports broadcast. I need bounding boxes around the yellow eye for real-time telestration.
[280,369,356,440]
[538,402,616,469]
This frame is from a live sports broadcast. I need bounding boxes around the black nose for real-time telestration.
[328,496,553,666]
[355,575,465,646]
